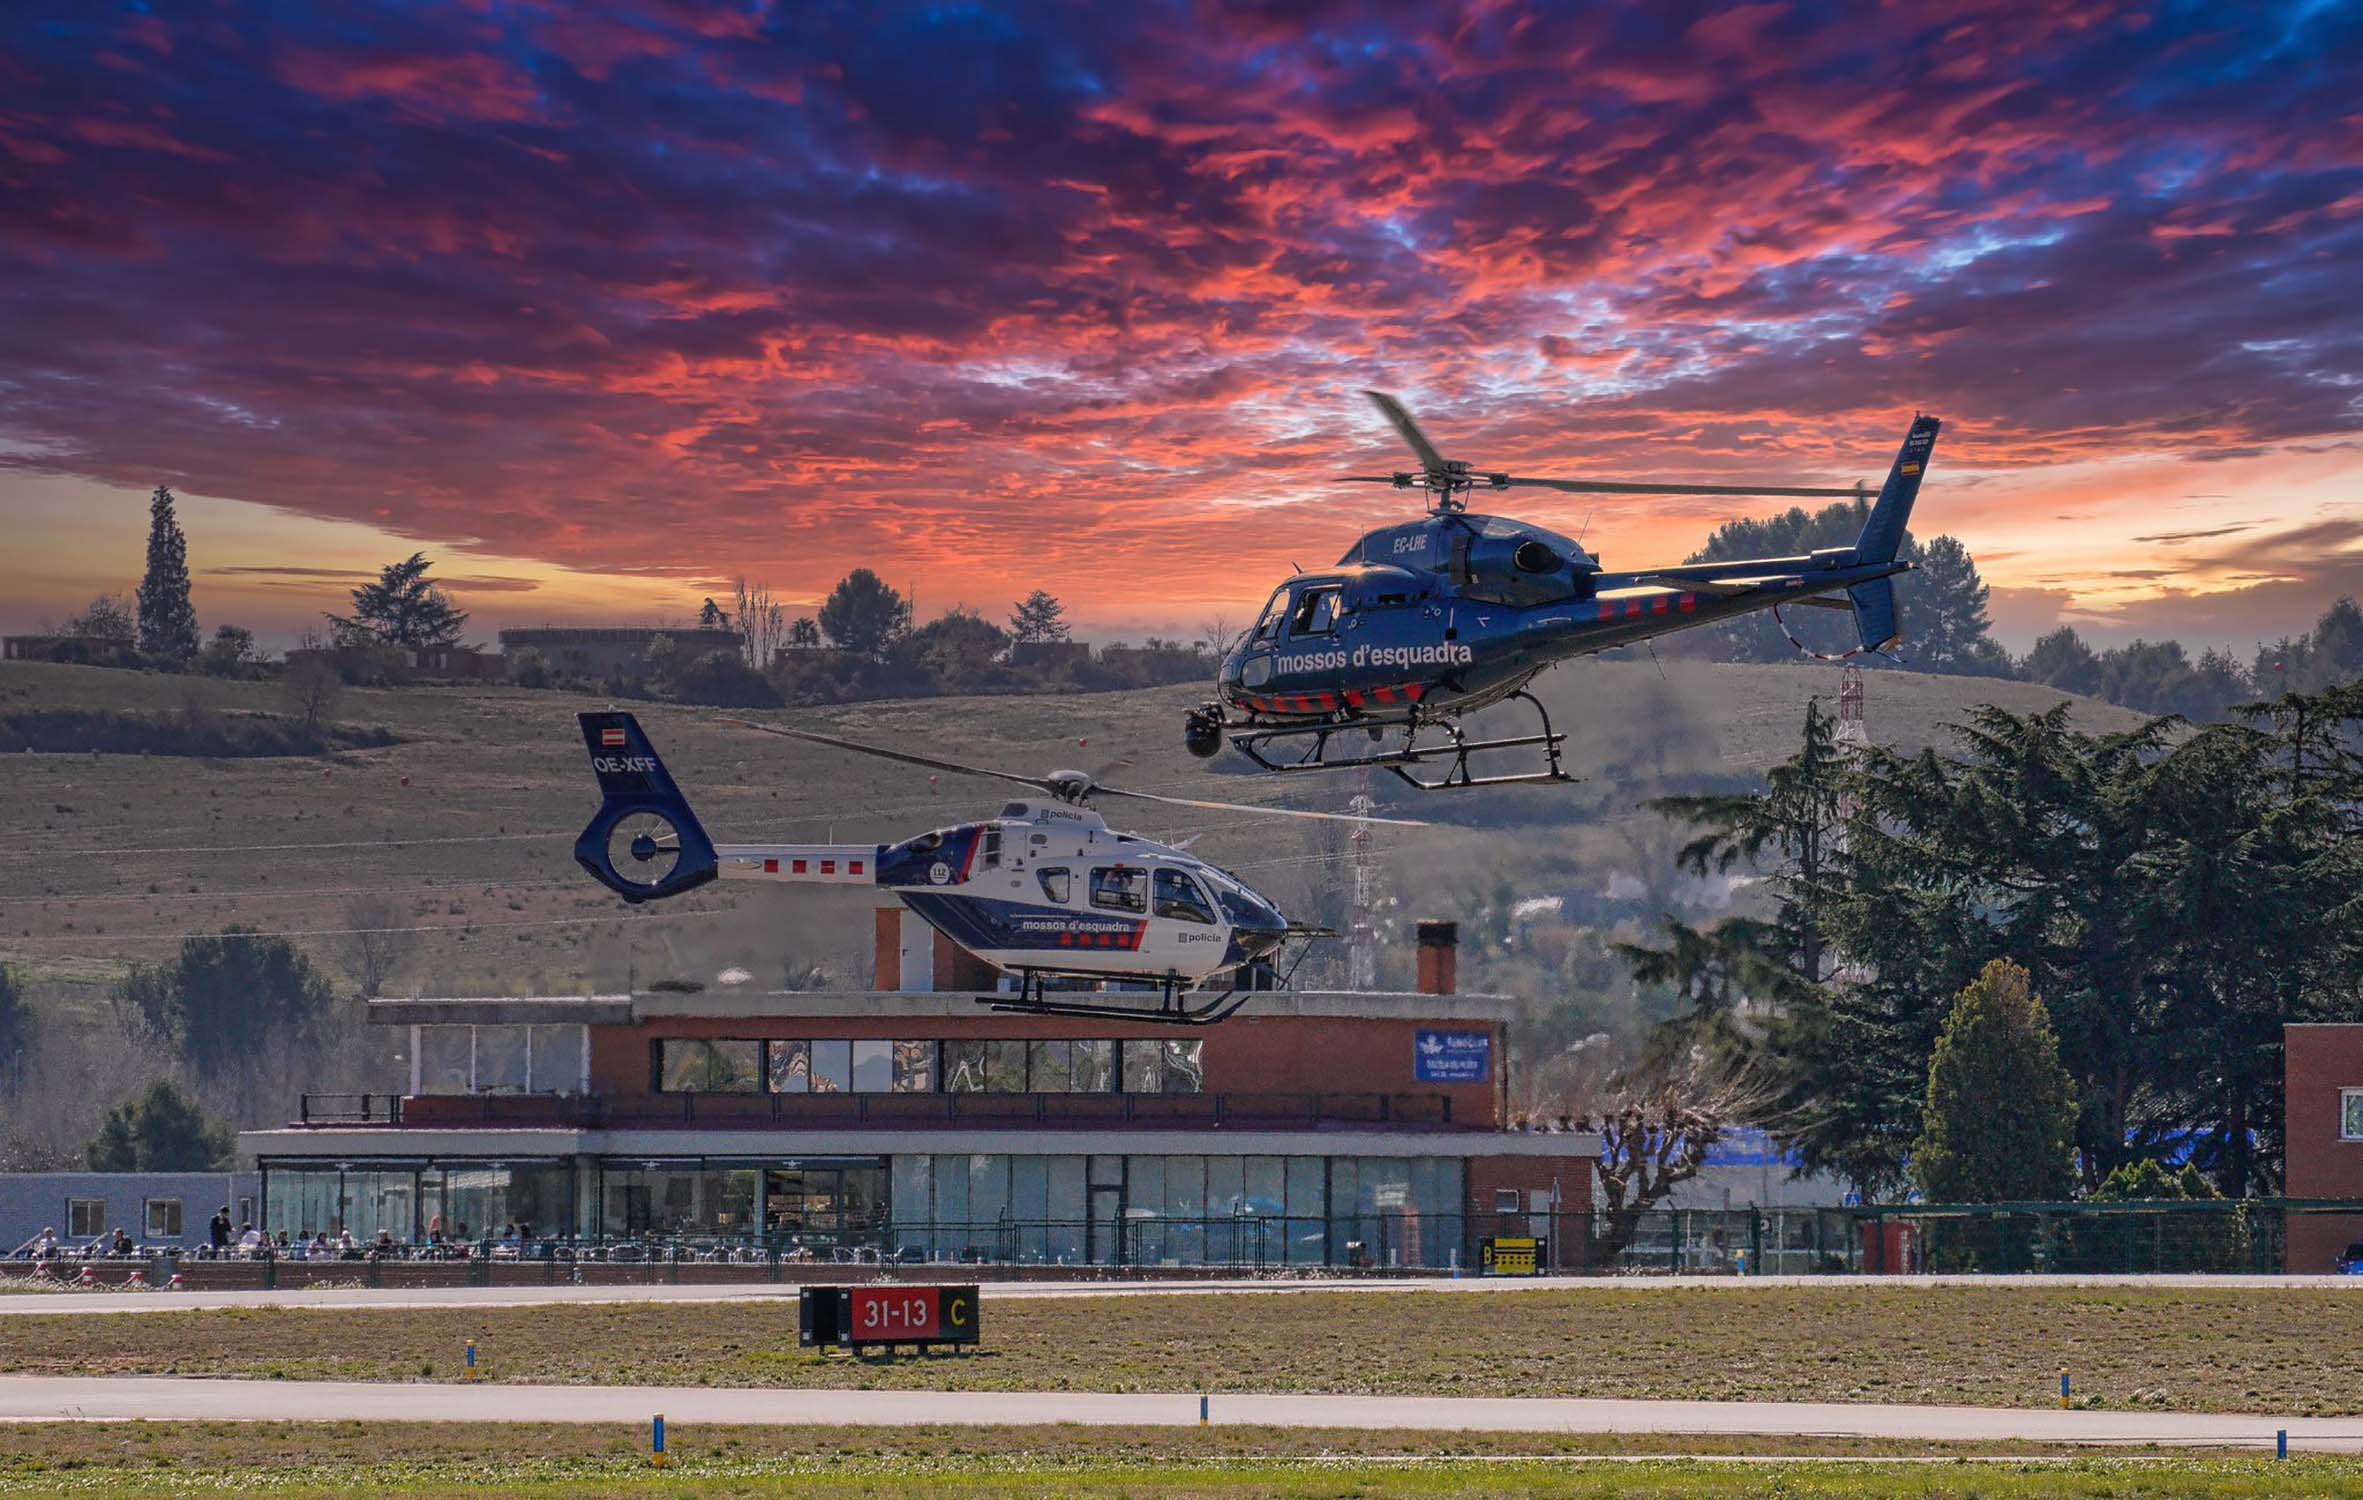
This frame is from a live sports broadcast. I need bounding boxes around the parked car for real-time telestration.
[2336,1242,2363,1275]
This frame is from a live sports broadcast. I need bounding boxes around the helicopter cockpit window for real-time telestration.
[1153,869,1217,924]
[1036,867,1071,904]
[1089,866,1146,914]
[1288,585,1343,636]
[1251,586,1288,644]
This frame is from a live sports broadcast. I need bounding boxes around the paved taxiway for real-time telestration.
[4,1272,2360,1318]
[0,1375,2354,1450]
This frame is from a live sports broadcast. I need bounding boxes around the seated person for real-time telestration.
[235,1223,264,1257]
[109,1227,134,1258]
[309,1231,331,1259]
[335,1228,359,1259]
[31,1226,58,1259]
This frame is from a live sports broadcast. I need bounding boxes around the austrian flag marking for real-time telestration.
[599,727,627,747]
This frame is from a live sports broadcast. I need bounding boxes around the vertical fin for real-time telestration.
[1852,414,1941,564]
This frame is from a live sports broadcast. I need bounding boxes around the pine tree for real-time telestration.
[84,1081,232,1171]
[1911,960,2079,1202]
[135,484,200,665]
[1009,590,1071,644]
[325,553,469,648]
[1906,535,2010,676]
[817,569,910,657]
[2022,626,2101,696]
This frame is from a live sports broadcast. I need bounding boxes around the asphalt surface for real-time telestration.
[0,1375,2354,1449]
[6,1272,2361,1317]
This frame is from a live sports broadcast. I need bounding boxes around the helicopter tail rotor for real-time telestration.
[574,712,720,903]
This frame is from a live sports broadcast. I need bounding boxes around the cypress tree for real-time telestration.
[1911,959,2079,1202]
[136,484,200,665]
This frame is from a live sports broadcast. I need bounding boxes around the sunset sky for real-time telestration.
[2,1,2358,653]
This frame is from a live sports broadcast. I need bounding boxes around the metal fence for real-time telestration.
[1591,1200,2363,1276]
[19,1201,2358,1279]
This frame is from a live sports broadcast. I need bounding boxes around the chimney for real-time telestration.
[1415,920,1458,996]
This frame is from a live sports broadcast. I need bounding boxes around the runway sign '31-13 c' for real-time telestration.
[1414,1028,1492,1083]
[800,1284,980,1349]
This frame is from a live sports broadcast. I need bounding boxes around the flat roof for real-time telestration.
[240,1125,1599,1160]
[367,989,1520,1026]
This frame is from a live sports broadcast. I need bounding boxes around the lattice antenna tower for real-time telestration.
[1834,663,1869,755]
[1345,766,1381,991]
[1829,663,1869,854]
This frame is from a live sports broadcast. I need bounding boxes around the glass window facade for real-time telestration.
[851,1040,893,1093]
[885,1153,1462,1269]
[808,1039,852,1093]
[263,1163,576,1246]
[891,1040,934,1092]
[601,1165,758,1240]
[419,1027,473,1094]
[657,1039,761,1092]
[1124,1039,1206,1094]
[767,1039,810,1093]
[416,1024,585,1095]
[262,1152,1469,1267]
[649,1037,1194,1096]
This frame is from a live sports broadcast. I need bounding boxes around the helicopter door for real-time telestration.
[1153,869,1216,924]
[1285,584,1344,638]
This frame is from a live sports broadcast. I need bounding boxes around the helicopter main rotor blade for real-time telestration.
[1361,390,1450,478]
[1091,783,1428,827]
[1505,476,1862,498]
[715,717,1053,796]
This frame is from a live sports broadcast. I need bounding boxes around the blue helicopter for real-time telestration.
[1182,392,1941,788]
[572,711,1419,1023]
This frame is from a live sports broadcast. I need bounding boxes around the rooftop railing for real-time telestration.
[297,1089,1459,1130]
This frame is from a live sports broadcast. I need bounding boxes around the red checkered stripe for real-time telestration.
[1050,925,1146,951]
[757,854,867,878]
[1235,681,1431,715]
[1598,592,1699,621]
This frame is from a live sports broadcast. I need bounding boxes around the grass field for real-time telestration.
[0,1424,2353,1499]
[4,1284,2360,1415]
[0,655,2141,997]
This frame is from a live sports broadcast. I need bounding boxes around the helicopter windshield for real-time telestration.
[1251,585,1289,644]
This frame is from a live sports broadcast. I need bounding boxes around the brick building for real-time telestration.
[240,922,1597,1271]
[2284,1022,2363,1271]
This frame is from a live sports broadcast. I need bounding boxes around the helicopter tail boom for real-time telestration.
[1852,413,1941,564]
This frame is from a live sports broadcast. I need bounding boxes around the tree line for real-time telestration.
[1666,496,2362,721]
[1619,682,2363,1203]
[527,570,1224,709]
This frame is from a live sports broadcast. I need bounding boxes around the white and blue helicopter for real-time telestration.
[572,712,1421,1024]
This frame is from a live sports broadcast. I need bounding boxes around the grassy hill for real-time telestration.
[0,657,2143,1161]
[1,655,2142,995]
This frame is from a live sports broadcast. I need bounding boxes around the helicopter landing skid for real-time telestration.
[1232,690,1577,791]
[986,969,1256,1026]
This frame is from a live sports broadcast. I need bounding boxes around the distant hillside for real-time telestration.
[0,656,2143,1002]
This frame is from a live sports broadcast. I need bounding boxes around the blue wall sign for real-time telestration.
[1414,1029,1492,1083]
